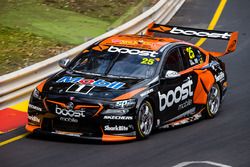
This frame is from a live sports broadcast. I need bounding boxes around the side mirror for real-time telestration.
[59,58,71,69]
[165,70,181,79]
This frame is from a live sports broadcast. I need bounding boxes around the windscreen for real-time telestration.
[70,46,162,79]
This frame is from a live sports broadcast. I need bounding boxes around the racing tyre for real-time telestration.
[136,101,154,139]
[204,83,221,118]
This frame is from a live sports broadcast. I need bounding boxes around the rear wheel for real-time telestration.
[136,101,154,139]
[204,83,221,118]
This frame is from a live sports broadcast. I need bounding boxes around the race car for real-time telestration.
[26,23,238,142]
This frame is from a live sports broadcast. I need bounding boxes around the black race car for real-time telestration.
[26,23,238,141]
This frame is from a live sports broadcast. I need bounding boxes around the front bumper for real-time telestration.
[28,94,138,142]
[25,124,136,142]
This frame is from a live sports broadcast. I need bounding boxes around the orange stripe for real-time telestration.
[37,79,47,92]
[46,100,67,108]
[93,104,104,117]
[112,87,146,101]
[25,124,40,132]
[74,105,99,110]
[102,134,136,142]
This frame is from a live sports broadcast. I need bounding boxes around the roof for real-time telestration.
[98,34,181,51]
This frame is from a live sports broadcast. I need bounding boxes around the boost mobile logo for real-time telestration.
[169,27,231,39]
[108,46,158,58]
[55,105,85,118]
[158,79,193,111]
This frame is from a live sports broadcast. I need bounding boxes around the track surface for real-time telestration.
[1,0,250,166]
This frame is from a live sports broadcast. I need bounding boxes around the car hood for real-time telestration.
[43,71,147,100]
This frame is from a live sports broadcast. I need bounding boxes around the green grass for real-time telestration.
[110,0,150,28]
[0,0,110,45]
[44,0,143,23]
[0,26,73,75]
[0,0,153,75]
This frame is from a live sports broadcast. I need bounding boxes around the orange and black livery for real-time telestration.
[26,23,238,141]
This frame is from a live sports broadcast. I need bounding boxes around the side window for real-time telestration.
[163,48,183,73]
[180,46,206,68]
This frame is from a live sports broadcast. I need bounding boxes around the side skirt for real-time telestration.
[159,107,205,129]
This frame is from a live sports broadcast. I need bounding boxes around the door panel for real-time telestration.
[158,73,196,121]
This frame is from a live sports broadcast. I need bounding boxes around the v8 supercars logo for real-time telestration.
[158,79,193,111]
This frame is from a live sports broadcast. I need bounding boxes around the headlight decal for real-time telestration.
[32,88,41,100]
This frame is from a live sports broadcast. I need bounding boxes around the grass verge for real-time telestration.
[0,0,154,75]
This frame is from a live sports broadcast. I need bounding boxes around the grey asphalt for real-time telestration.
[0,0,249,166]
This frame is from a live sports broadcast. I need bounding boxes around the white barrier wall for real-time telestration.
[0,0,185,109]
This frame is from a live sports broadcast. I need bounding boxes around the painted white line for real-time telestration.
[172,161,232,167]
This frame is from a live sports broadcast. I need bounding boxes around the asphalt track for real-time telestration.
[1,0,250,166]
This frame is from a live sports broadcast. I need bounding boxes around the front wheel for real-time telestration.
[204,83,221,118]
[136,101,154,139]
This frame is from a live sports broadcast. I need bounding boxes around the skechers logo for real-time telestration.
[158,79,193,111]
[108,46,158,58]
[169,27,231,40]
[55,105,85,118]
[103,115,133,120]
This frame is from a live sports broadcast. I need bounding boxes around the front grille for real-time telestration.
[42,99,103,137]
[41,118,102,137]
[53,119,101,136]
[45,100,102,118]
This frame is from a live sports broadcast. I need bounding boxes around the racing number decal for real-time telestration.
[66,83,95,94]
[186,47,198,66]
[141,58,155,65]
[186,47,195,59]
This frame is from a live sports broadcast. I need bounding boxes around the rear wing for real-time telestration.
[145,23,238,57]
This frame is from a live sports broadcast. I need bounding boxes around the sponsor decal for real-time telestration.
[140,89,154,97]
[108,46,158,58]
[162,108,200,129]
[167,107,196,123]
[215,72,225,82]
[55,105,85,118]
[103,115,133,120]
[210,61,222,72]
[29,104,42,112]
[28,115,40,123]
[56,76,125,90]
[158,79,193,111]
[104,125,128,131]
[178,99,192,110]
[112,39,138,45]
[111,39,162,49]
[115,100,136,108]
[60,117,78,123]
[169,27,231,39]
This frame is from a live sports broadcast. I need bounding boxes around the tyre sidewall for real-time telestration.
[136,101,154,139]
[205,83,221,118]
